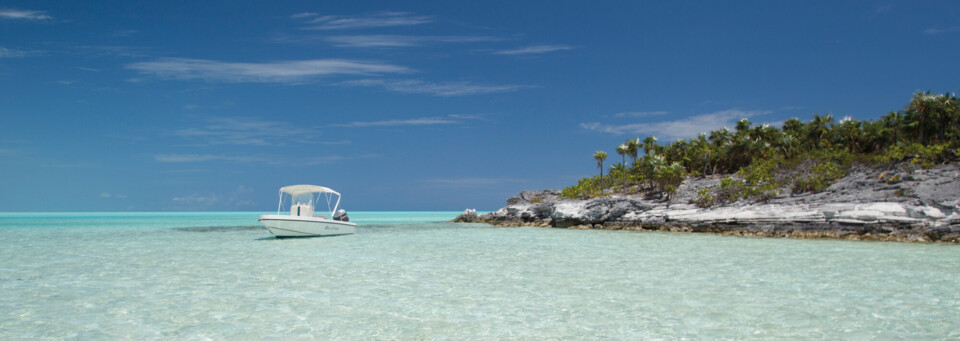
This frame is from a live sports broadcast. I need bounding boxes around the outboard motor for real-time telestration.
[333,209,349,222]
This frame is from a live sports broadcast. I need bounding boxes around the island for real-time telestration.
[455,91,960,243]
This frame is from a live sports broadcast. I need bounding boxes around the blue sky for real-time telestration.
[1,1,958,211]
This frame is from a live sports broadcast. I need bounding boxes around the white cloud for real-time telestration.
[342,79,526,96]
[154,153,364,166]
[173,116,331,146]
[291,12,318,19]
[494,45,574,55]
[125,58,411,83]
[297,12,432,30]
[100,192,127,199]
[448,114,483,120]
[612,111,669,118]
[325,35,500,47]
[302,140,352,145]
[331,114,477,127]
[924,26,960,35]
[0,9,52,20]
[154,154,265,163]
[172,194,220,205]
[581,109,771,138]
[0,47,39,58]
[171,186,257,208]
[70,45,150,58]
[421,177,525,188]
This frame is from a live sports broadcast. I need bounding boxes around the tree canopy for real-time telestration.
[561,91,960,200]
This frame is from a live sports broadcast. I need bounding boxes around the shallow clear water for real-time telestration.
[1,212,958,339]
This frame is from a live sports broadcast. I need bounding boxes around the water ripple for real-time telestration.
[1,213,958,339]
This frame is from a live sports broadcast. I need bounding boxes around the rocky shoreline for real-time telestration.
[454,164,960,243]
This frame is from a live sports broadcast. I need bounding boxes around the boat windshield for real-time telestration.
[291,193,316,206]
[277,190,340,216]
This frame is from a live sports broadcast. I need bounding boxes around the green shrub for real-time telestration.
[559,176,600,199]
[653,162,686,195]
[716,177,743,203]
[708,157,786,204]
[735,156,785,201]
[694,187,715,208]
[874,143,956,167]
[792,147,851,193]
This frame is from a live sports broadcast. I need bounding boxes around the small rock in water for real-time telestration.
[453,208,479,222]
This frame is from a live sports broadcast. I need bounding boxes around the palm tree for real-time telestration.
[688,133,712,175]
[861,120,886,153]
[641,136,658,156]
[735,118,752,136]
[807,113,834,148]
[616,144,628,185]
[609,163,626,188]
[708,128,731,173]
[837,116,863,153]
[907,91,933,145]
[626,138,640,164]
[775,135,796,159]
[904,91,957,144]
[782,118,804,140]
[594,151,608,195]
[935,93,959,143]
[881,111,904,145]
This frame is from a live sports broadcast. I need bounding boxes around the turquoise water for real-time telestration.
[1,212,959,339]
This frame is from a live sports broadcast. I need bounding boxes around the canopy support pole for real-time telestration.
[277,189,283,215]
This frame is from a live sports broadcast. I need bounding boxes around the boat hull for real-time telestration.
[258,215,356,237]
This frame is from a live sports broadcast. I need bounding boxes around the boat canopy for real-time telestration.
[279,185,340,196]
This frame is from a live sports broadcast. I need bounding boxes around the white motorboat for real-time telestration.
[259,185,356,238]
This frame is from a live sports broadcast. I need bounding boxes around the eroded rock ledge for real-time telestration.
[454,165,960,243]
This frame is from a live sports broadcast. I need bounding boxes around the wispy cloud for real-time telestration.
[100,192,127,199]
[342,79,526,96]
[0,9,52,20]
[612,111,669,118]
[173,116,341,146]
[69,45,151,58]
[44,161,101,169]
[494,45,574,55]
[295,12,432,30]
[325,35,500,48]
[874,3,894,13]
[291,12,318,19]
[581,109,771,138]
[154,154,265,163]
[924,26,960,35]
[172,193,221,205]
[421,177,525,189]
[0,47,40,58]
[154,153,365,166]
[126,58,411,83]
[331,114,479,128]
[171,186,256,208]
[111,29,138,38]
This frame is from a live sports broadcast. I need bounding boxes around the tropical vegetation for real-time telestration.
[560,91,960,204]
